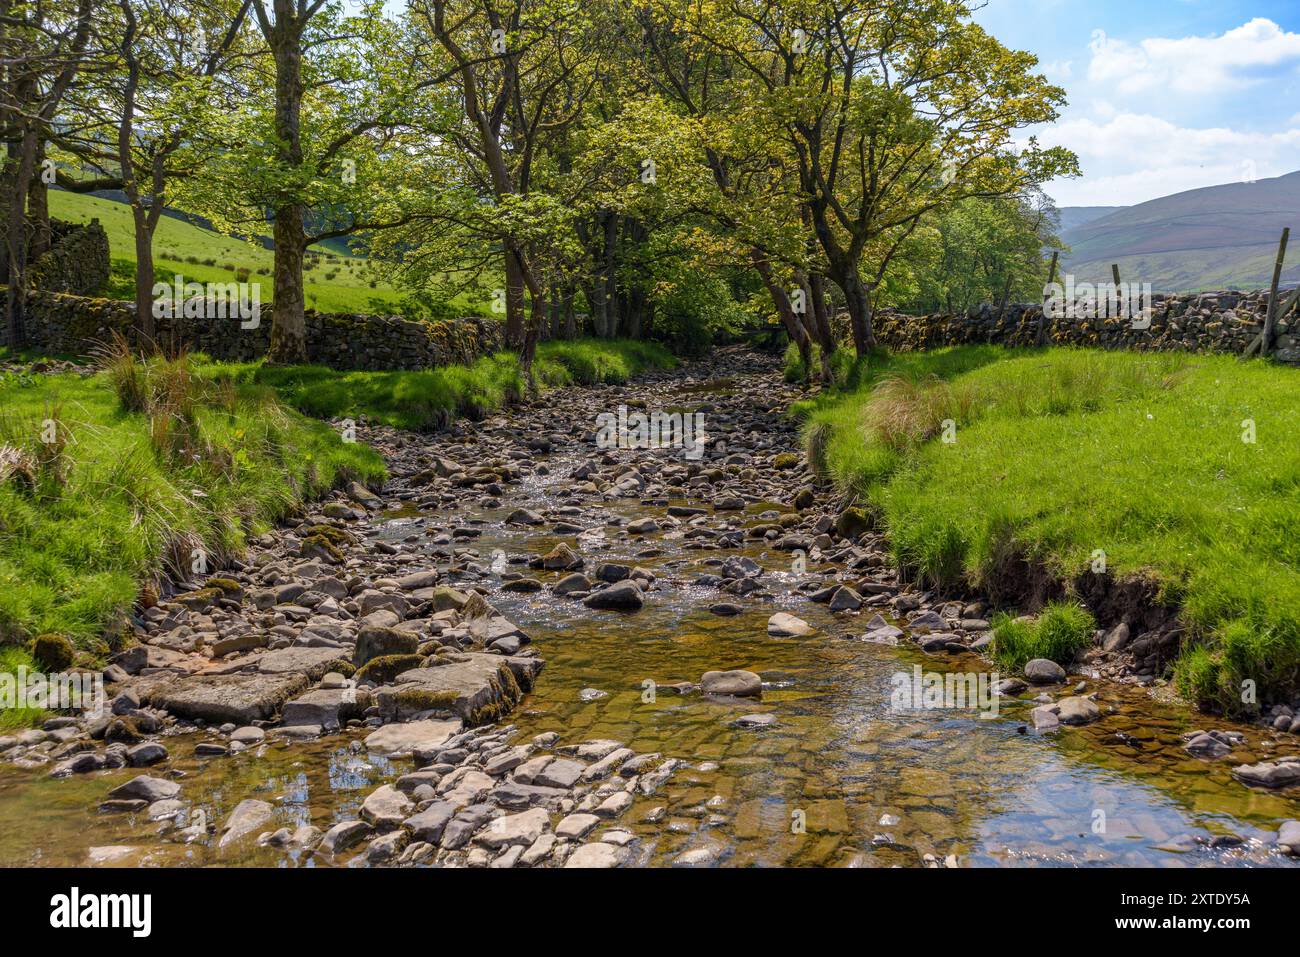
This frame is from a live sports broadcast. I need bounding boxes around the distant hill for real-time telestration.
[1057,206,1124,234]
[1059,170,1300,292]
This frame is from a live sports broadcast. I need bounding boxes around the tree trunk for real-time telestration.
[563,286,576,339]
[808,272,835,380]
[504,250,525,348]
[602,210,618,337]
[27,140,50,262]
[516,254,546,391]
[4,129,39,349]
[838,267,876,355]
[752,252,812,377]
[266,5,308,364]
[132,210,156,344]
[269,214,307,362]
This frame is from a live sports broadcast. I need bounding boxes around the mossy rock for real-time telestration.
[303,524,356,546]
[31,633,75,672]
[299,535,344,564]
[391,687,460,716]
[173,587,223,610]
[355,653,426,685]
[205,577,244,598]
[772,452,801,470]
[835,507,873,540]
[105,716,143,744]
[430,586,471,613]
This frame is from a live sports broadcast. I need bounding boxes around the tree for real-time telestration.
[1,0,94,348]
[681,0,1077,355]
[182,0,426,363]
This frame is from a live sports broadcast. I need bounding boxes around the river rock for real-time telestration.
[360,785,413,831]
[582,580,644,611]
[1184,731,1232,759]
[1024,659,1066,684]
[106,775,180,803]
[768,613,812,637]
[564,842,624,867]
[475,807,551,849]
[282,687,371,728]
[828,586,863,611]
[701,670,762,698]
[218,799,274,849]
[148,672,310,724]
[1232,757,1300,789]
[354,626,419,667]
[363,718,463,757]
[387,653,526,725]
[552,573,592,596]
[1056,696,1101,725]
[1278,821,1300,855]
[403,802,458,844]
[317,820,372,858]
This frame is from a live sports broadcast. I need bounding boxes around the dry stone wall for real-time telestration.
[875,289,1300,365]
[21,290,502,371]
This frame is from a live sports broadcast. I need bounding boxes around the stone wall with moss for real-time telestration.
[875,289,1300,365]
[30,218,110,297]
[21,289,503,371]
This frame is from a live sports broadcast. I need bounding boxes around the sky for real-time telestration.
[972,0,1300,208]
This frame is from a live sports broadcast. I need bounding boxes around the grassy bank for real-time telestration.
[0,349,384,670]
[245,339,677,432]
[793,345,1300,714]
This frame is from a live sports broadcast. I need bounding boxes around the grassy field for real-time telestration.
[50,191,491,316]
[792,344,1300,714]
[0,350,384,667]
[244,339,677,431]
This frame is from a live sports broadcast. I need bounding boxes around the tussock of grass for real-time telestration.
[542,339,676,385]
[992,603,1096,671]
[799,345,1300,713]
[0,352,383,655]
[246,339,676,432]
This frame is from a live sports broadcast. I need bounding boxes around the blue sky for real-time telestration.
[972,0,1300,207]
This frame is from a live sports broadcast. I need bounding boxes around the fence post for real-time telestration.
[1111,264,1123,322]
[1262,227,1291,356]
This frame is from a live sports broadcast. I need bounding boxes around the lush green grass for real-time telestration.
[0,354,384,656]
[796,345,1300,713]
[242,339,677,432]
[0,646,44,730]
[51,191,490,316]
[991,603,1097,671]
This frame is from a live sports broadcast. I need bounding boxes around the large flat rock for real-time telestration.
[382,653,536,726]
[148,672,309,724]
[252,647,353,681]
[364,718,463,758]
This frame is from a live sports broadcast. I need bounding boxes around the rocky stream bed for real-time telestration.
[1,348,1298,867]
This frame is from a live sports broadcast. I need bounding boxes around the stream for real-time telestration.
[1,350,1296,867]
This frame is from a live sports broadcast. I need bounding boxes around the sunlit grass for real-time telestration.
[797,345,1300,713]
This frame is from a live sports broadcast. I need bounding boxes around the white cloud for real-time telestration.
[1040,59,1073,80]
[1087,18,1300,95]
[1028,112,1300,206]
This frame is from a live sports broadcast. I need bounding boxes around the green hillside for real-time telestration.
[49,191,486,316]
[1060,170,1300,292]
